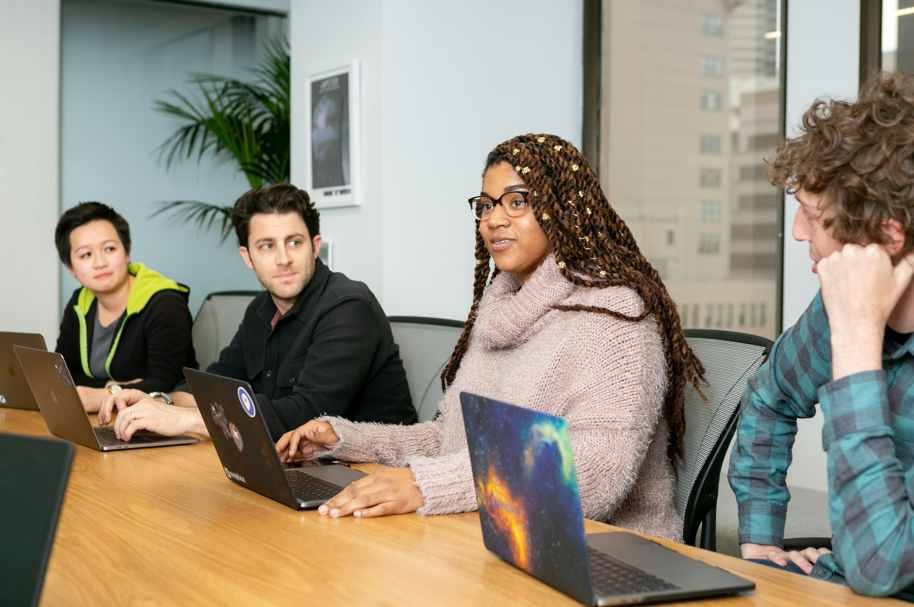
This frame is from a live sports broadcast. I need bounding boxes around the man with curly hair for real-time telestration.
[728,72,914,598]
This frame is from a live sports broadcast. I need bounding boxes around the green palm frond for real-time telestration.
[149,200,235,242]
[151,36,290,235]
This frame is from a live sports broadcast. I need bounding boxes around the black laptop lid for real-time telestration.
[460,392,595,605]
[0,433,74,607]
[183,368,297,508]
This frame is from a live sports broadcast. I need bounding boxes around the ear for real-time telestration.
[882,218,907,260]
[239,246,254,271]
[311,234,323,260]
[65,263,77,279]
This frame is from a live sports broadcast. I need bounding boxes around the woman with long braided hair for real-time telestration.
[276,134,704,541]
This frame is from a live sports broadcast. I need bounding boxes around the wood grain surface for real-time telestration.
[0,407,904,606]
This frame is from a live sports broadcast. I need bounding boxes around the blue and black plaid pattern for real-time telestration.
[728,291,914,596]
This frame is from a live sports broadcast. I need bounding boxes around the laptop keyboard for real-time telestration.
[588,546,680,596]
[287,470,342,502]
[95,427,163,446]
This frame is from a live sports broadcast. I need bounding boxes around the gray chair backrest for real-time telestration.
[388,317,464,423]
[192,291,260,371]
[674,329,773,549]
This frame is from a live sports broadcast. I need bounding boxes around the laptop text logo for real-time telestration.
[223,467,247,484]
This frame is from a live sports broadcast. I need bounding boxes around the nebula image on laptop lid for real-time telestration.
[461,393,592,595]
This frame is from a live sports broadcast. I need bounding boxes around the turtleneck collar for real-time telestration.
[473,254,575,349]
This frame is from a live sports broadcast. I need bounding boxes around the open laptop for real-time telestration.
[460,392,754,606]
[13,346,199,451]
[0,332,47,410]
[0,433,74,607]
[183,368,367,510]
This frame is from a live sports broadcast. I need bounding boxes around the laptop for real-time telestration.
[0,332,47,410]
[13,346,199,451]
[0,432,74,607]
[183,368,367,510]
[460,392,754,606]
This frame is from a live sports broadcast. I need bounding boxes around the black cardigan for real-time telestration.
[175,259,416,440]
[56,289,198,393]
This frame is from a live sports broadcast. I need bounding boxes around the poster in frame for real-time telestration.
[305,60,361,209]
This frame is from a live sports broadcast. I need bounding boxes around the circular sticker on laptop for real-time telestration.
[238,387,256,418]
[229,422,243,452]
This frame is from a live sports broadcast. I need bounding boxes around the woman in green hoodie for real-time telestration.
[54,202,198,412]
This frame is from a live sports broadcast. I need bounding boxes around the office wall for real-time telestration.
[779,0,860,492]
[0,1,62,343]
[59,0,289,317]
[290,0,583,320]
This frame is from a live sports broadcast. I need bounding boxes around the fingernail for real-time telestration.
[318,505,328,515]
[354,510,361,518]
[330,509,339,517]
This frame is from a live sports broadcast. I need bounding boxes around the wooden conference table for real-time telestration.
[1,407,905,607]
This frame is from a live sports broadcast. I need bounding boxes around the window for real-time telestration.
[704,304,713,328]
[700,134,721,154]
[700,90,723,111]
[739,304,747,328]
[699,201,721,222]
[592,1,782,340]
[701,56,724,77]
[739,164,767,181]
[702,14,724,36]
[760,303,766,327]
[749,133,779,151]
[700,168,721,188]
[698,234,720,254]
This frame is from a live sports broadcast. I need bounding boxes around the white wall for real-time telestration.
[291,0,583,320]
[780,0,861,492]
[0,0,62,344]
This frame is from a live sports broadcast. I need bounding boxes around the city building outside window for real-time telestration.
[595,0,782,340]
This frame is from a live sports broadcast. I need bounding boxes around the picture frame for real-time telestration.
[304,60,361,209]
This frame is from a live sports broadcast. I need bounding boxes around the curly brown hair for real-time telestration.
[769,71,914,250]
[441,134,706,465]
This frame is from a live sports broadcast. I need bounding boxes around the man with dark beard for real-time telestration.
[98,184,416,441]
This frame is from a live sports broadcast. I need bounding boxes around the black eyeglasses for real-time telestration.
[467,191,530,221]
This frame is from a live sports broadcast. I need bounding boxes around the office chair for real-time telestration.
[388,316,464,422]
[192,291,260,371]
[674,329,773,551]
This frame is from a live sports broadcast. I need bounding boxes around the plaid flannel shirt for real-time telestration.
[728,291,914,597]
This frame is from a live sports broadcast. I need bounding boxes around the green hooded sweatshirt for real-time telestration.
[72,263,188,380]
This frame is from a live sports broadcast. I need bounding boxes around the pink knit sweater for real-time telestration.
[319,255,683,542]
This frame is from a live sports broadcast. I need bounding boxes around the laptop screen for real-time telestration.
[461,392,594,604]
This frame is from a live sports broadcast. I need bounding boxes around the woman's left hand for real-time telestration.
[76,386,111,413]
[318,466,424,519]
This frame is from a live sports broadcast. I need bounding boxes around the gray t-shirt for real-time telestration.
[89,312,125,379]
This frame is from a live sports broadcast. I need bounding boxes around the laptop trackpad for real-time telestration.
[302,464,367,486]
[587,532,741,588]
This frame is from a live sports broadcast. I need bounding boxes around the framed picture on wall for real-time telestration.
[305,60,361,208]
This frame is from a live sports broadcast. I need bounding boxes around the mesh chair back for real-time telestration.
[388,317,464,423]
[193,291,260,371]
[675,329,773,548]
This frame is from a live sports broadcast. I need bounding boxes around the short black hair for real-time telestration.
[231,184,321,247]
[55,202,131,267]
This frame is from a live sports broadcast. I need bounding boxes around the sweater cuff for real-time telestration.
[737,500,787,547]
[819,370,892,450]
[407,453,478,516]
[315,416,379,463]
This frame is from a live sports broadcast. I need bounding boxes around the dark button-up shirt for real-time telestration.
[728,291,914,598]
[176,259,416,440]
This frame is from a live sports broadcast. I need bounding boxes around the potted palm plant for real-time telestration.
[151,37,289,241]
